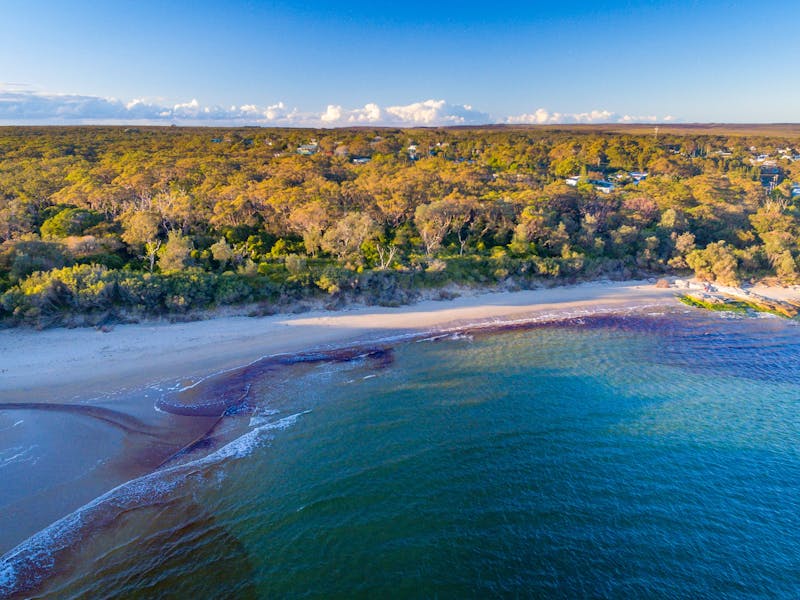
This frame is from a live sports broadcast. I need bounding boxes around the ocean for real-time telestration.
[3,306,800,598]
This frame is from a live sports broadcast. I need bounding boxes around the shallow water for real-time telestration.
[4,307,800,598]
[0,387,221,555]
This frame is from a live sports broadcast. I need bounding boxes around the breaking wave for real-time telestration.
[0,410,310,598]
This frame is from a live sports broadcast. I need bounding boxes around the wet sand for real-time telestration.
[0,396,221,553]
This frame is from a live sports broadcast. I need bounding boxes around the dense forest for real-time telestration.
[1,124,799,327]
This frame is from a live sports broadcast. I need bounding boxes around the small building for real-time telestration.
[629,171,649,183]
[565,176,615,193]
[590,179,615,194]
[352,157,371,165]
[297,142,319,156]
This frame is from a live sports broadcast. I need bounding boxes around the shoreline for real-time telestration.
[1,280,680,596]
[3,276,799,405]
[1,279,681,403]
[3,277,800,597]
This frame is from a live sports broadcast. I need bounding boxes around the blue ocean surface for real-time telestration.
[4,307,800,598]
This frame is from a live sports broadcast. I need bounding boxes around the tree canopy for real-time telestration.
[1,124,798,326]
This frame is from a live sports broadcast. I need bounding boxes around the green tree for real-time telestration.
[686,241,740,286]
[210,237,235,270]
[414,200,454,256]
[158,230,193,272]
[120,210,161,272]
[40,208,104,238]
[321,213,379,263]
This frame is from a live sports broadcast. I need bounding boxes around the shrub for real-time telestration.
[215,273,256,305]
[1,238,69,282]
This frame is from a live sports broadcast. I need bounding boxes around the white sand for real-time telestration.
[1,280,684,402]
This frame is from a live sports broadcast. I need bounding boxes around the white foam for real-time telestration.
[755,311,780,320]
[0,446,37,469]
[0,420,24,434]
[0,410,310,597]
[409,302,670,341]
[0,563,15,593]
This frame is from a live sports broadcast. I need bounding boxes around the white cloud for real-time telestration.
[349,102,382,123]
[618,114,659,123]
[506,108,554,124]
[383,99,489,125]
[320,104,343,123]
[312,99,488,126]
[0,88,678,126]
[507,108,677,125]
[238,104,262,116]
[507,108,613,124]
[263,102,287,120]
[0,90,308,125]
[173,98,200,112]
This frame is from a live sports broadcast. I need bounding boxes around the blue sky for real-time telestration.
[0,0,798,125]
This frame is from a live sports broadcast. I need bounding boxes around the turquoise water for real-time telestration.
[5,308,800,598]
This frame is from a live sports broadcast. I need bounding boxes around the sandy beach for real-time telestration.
[5,277,800,403]
[1,280,687,403]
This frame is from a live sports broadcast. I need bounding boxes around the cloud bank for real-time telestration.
[0,89,677,126]
[505,108,676,125]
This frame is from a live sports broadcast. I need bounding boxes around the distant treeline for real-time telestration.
[0,125,798,327]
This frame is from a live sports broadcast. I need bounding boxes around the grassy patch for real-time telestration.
[679,294,790,318]
[678,295,748,313]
